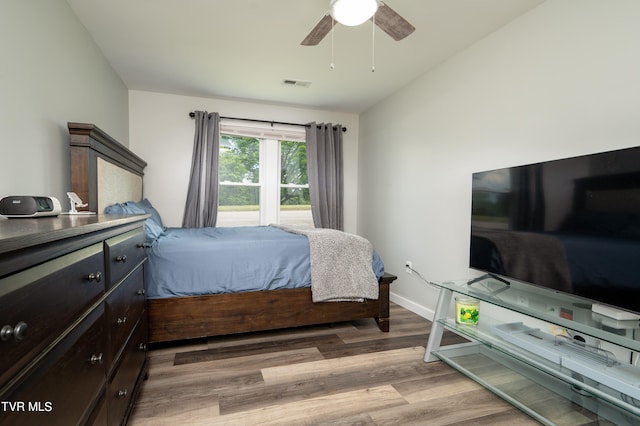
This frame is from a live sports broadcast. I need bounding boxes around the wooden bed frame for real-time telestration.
[68,122,397,344]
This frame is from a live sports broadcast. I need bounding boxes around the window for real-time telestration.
[216,124,313,227]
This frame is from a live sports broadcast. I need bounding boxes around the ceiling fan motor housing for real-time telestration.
[330,0,379,26]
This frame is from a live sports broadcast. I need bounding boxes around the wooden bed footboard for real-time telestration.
[147,273,397,343]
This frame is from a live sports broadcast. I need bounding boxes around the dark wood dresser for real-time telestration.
[0,214,149,425]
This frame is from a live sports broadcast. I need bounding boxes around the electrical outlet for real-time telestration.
[405,260,413,274]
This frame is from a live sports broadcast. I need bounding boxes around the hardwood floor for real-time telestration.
[128,303,540,425]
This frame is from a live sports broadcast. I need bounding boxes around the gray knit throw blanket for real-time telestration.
[271,225,379,302]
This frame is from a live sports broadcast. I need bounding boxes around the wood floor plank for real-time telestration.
[129,407,221,426]
[261,346,424,384]
[205,322,358,349]
[445,409,541,426]
[130,384,220,423]
[338,314,430,344]
[367,391,540,426]
[392,368,487,403]
[212,385,406,426]
[144,347,323,392]
[318,333,432,359]
[174,334,343,365]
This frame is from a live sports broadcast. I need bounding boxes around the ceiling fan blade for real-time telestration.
[373,2,415,41]
[301,14,334,46]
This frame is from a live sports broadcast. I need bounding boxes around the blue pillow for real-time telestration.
[105,201,164,242]
[143,217,165,241]
[138,198,165,229]
[104,201,145,216]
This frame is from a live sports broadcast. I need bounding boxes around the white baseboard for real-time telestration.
[390,291,435,322]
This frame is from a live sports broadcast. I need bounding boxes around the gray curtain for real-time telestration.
[182,111,220,228]
[305,122,344,230]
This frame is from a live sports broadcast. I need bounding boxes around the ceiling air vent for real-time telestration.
[282,79,311,88]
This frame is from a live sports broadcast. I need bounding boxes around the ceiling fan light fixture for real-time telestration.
[330,0,379,27]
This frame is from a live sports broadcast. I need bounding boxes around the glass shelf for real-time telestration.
[425,278,640,425]
[434,344,639,426]
[435,314,640,420]
[432,278,640,352]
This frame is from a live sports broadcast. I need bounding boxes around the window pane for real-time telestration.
[217,185,260,227]
[279,141,312,227]
[218,134,260,227]
[280,141,307,185]
[220,135,260,184]
[280,186,309,206]
[279,187,313,227]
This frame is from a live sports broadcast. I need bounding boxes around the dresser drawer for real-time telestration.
[108,314,148,425]
[0,243,104,388]
[86,391,108,426]
[105,227,145,290]
[106,265,145,370]
[0,305,106,426]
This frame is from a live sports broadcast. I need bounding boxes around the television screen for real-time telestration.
[470,146,640,314]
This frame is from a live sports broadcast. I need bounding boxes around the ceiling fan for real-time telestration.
[301,0,415,46]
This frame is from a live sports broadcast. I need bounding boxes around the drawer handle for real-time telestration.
[117,389,128,398]
[116,255,127,263]
[90,353,104,365]
[139,343,147,351]
[1,322,28,342]
[87,272,102,282]
[137,289,146,296]
[117,317,127,326]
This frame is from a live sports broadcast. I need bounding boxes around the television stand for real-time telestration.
[424,278,640,425]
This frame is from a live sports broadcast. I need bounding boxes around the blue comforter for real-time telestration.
[145,226,385,299]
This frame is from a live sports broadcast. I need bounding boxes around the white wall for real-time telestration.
[128,91,360,231]
[358,0,640,318]
[0,0,129,205]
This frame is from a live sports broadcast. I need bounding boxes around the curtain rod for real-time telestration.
[188,112,346,133]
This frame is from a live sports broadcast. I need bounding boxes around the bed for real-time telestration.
[68,122,397,344]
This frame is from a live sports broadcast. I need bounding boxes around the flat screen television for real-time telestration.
[469,146,640,315]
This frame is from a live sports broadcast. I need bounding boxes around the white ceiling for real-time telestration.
[66,0,544,113]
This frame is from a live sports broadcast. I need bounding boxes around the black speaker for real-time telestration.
[0,196,61,217]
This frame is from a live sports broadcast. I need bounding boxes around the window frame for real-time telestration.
[218,121,310,227]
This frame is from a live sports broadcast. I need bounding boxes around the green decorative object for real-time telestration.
[456,297,480,325]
